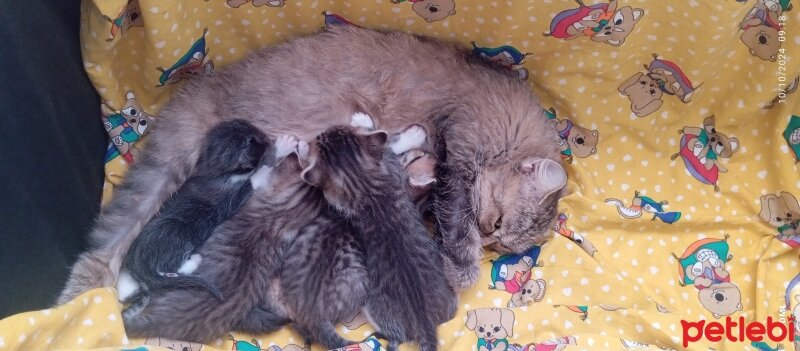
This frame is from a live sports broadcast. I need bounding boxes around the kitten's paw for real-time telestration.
[297,140,310,161]
[117,270,140,302]
[442,257,480,292]
[274,135,299,158]
[250,165,274,190]
[350,112,375,129]
[177,254,203,275]
[391,125,427,155]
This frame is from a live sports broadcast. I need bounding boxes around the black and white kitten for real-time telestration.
[118,119,267,305]
[122,134,301,342]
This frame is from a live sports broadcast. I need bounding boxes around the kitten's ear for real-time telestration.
[363,131,389,159]
[277,152,303,174]
[520,158,567,201]
[301,161,324,187]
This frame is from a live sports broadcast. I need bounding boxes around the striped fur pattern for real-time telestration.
[302,125,457,351]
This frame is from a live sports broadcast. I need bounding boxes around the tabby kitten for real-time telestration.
[118,119,267,305]
[122,135,304,342]
[301,116,457,351]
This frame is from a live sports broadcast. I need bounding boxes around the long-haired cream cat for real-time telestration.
[58,26,567,303]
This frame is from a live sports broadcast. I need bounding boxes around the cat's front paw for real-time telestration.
[442,256,480,292]
[274,135,299,158]
[391,125,427,155]
[350,112,375,130]
[296,139,310,161]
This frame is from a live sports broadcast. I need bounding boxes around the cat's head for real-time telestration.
[196,119,269,179]
[300,125,389,214]
[476,158,567,254]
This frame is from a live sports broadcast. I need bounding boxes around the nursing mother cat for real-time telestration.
[58,25,568,303]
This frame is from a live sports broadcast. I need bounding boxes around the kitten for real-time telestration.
[60,26,566,304]
[278,114,438,350]
[118,119,267,304]
[301,116,457,351]
[122,135,302,342]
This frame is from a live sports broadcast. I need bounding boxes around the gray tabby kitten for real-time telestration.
[301,116,457,351]
[60,26,567,304]
[118,119,267,306]
[277,114,439,350]
[122,135,304,342]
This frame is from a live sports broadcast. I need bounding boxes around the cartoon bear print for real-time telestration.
[618,53,700,117]
[759,192,800,248]
[784,115,800,163]
[604,190,682,224]
[390,0,456,22]
[543,108,599,163]
[328,338,383,351]
[226,335,309,351]
[144,337,205,351]
[670,115,740,192]
[488,246,547,308]
[471,42,532,80]
[101,0,143,42]
[544,0,644,46]
[156,28,214,87]
[553,213,598,257]
[102,90,156,164]
[673,234,743,319]
[224,0,285,8]
[739,0,792,62]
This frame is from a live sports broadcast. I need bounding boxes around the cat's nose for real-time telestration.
[479,213,503,234]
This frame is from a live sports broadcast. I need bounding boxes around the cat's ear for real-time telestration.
[363,130,389,159]
[520,158,567,201]
[301,161,324,187]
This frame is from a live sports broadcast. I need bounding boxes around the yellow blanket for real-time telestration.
[2,0,799,350]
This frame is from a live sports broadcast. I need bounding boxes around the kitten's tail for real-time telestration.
[417,319,439,351]
[149,275,224,301]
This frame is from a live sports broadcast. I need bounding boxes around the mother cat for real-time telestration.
[58,26,567,303]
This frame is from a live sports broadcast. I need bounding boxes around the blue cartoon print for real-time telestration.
[102,91,155,164]
[156,28,214,87]
[605,191,681,224]
[471,42,531,80]
[673,235,743,319]
[488,246,546,308]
